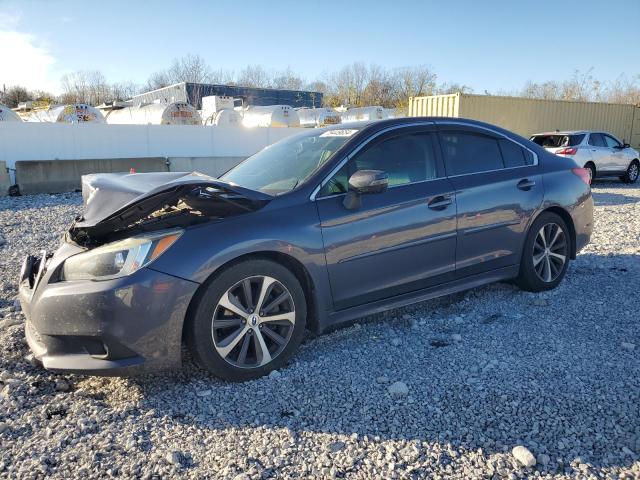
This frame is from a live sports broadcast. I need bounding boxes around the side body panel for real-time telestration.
[316,177,457,310]
[448,167,543,276]
[149,200,333,321]
[435,124,544,276]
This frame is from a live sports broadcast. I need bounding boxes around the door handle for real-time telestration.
[428,195,452,210]
[517,179,536,191]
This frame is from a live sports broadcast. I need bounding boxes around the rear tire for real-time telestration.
[186,259,306,381]
[516,212,571,292]
[621,160,639,184]
[585,162,596,183]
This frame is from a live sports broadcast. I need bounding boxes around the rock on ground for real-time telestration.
[512,445,537,467]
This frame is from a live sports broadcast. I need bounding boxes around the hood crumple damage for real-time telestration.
[68,171,271,247]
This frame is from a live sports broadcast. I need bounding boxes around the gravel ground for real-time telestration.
[0,182,638,479]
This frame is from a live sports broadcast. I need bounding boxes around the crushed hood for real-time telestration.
[69,171,271,246]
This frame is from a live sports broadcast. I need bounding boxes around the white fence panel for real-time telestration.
[0,123,306,170]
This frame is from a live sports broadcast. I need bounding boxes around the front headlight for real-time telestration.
[61,229,183,281]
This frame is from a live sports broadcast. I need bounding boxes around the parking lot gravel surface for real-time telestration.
[0,182,638,479]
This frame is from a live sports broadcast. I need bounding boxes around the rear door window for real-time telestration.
[588,133,607,147]
[439,131,504,175]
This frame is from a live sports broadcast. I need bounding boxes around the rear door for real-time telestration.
[437,125,543,277]
[587,133,611,171]
[316,125,457,310]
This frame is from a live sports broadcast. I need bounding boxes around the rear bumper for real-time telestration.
[19,246,199,376]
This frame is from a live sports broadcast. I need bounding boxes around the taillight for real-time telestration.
[572,167,591,185]
[556,147,577,155]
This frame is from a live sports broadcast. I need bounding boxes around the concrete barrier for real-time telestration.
[16,158,169,195]
[0,161,10,196]
[168,156,246,177]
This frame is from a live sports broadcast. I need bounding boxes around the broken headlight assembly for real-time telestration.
[61,229,183,281]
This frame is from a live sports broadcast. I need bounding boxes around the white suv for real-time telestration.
[530,131,639,183]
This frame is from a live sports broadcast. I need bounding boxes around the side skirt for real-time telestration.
[321,264,519,331]
[594,170,627,178]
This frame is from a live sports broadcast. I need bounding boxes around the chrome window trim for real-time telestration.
[310,120,540,201]
[310,121,435,201]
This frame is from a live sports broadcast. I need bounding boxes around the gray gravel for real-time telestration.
[0,182,639,479]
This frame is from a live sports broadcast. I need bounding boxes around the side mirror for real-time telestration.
[343,170,388,209]
[623,143,630,148]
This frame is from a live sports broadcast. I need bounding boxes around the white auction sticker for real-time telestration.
[320,129,359,137]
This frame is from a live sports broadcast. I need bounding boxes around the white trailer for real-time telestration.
[203,109,243,126]
[242,105,300,128]
[106,102,202,125]
[340,106,385,123]
[26,104,106,123]
[296,107,341,127]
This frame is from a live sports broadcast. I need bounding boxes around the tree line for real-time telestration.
[1,54,638,110]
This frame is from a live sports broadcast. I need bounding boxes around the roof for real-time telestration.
[132,81,323,99]
[531,131,590,136]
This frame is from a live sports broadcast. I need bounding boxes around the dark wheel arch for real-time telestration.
[584,161,596,181]
[622,159,639,184]
[182,251,320,344]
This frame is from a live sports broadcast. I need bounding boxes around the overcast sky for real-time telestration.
[1,0,638,94]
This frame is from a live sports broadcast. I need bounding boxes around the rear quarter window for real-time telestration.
[498,139,527,168]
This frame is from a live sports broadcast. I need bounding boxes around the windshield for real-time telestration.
[221,128,361,194]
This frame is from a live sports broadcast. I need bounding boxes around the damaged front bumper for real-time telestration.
[19,243,199,375]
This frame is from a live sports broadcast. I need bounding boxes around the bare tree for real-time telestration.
[2,86,31,108]
[393,65,437,109]
[437,82,473,95]
[236,65,272,88]
[146,54,214,90]
[518,69,608,102]
[272,67,304,90]
[110,81,141,101]
[601,74,640,105]
[363,64,396,108]
[60,70,112,105]
[209,69,236,85]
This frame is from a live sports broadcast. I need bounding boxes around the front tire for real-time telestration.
[622,160,639,184]
[516,212,570,292]
[186,259,306,381]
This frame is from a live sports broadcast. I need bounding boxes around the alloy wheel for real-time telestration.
[532,223,568,283]
[629,163,639,181]
[211,275,295,368]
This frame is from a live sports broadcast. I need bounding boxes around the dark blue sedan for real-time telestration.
[19,118,593,380]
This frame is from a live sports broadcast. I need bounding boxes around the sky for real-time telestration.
[0,0,638,95]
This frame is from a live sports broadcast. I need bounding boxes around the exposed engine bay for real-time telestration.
[67,172,271,247]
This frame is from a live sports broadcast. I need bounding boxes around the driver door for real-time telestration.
[315,126,457,311]
[602,134,627,171]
